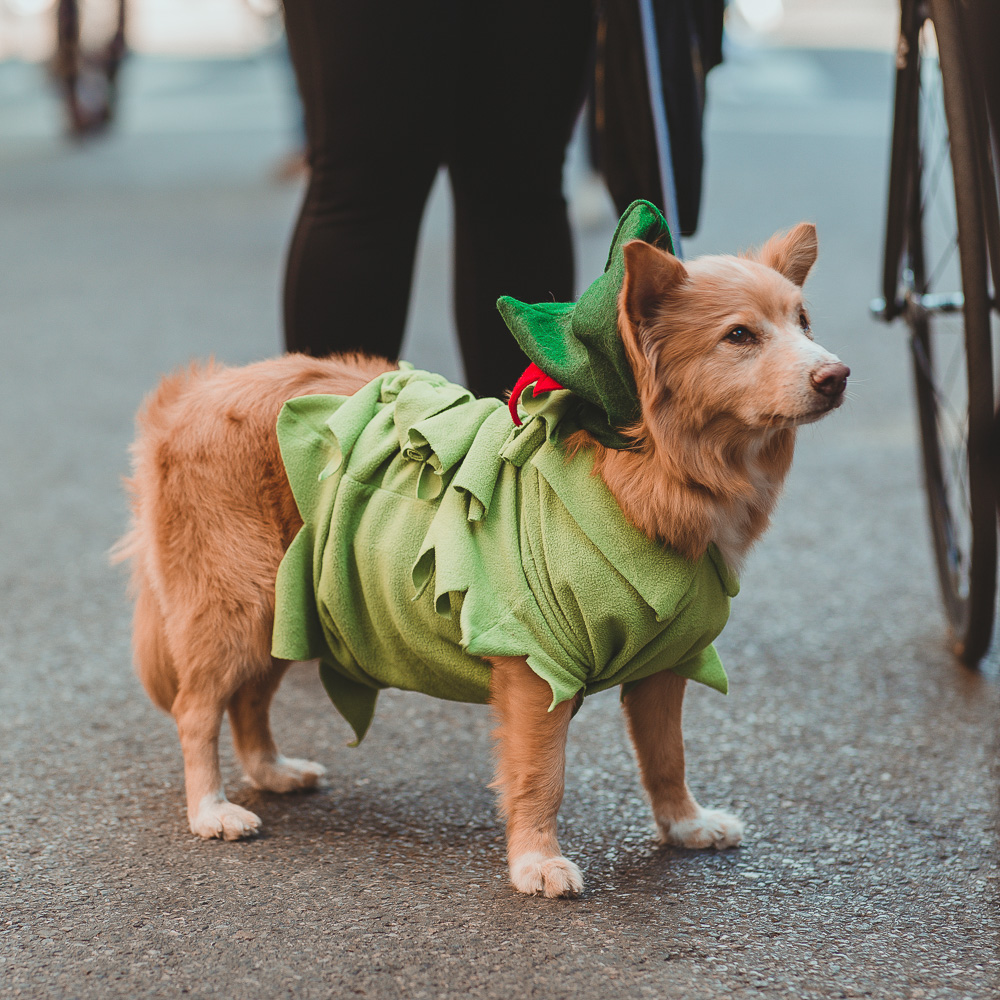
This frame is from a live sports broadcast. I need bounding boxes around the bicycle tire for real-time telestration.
[899,0,997,664]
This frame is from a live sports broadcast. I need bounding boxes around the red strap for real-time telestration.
[508,363,564,426]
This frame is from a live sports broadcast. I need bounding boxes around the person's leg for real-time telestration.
[282,0,450,358]
[448,1,593,397]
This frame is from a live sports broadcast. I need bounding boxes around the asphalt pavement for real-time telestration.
[1,42,997,1000]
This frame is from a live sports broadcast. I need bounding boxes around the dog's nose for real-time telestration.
[811,363,850,397]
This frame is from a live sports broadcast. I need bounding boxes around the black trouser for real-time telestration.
[281,0,593,398]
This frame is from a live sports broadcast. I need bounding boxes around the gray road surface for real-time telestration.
[1,44,997,999]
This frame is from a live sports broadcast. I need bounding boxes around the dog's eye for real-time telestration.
[724,326,754,345]
[799,312,811,332]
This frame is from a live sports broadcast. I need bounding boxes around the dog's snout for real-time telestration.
[810,363,850,397]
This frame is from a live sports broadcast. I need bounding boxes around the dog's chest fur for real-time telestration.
[702,445,791,572]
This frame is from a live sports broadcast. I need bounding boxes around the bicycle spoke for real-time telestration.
[926,234,960,292]
[910,331,974,526]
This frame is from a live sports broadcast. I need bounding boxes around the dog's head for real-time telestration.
[618,224,848,442]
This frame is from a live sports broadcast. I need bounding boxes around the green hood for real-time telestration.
[497,199,675,449]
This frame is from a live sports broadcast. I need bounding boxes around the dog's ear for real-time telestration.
[757,223,818,286]
[620,240,688,339]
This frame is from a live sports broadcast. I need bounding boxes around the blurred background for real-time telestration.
[0,0,897,59]
[0,0,901,379]
[0,0,276,60]
[3,3,997,999]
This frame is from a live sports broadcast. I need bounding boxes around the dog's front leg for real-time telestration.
[623,670,743,850]
[488,656,582,898]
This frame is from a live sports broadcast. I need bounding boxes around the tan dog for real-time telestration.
[115,225,847,898]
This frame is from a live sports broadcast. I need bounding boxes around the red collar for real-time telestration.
[508,363,564,426]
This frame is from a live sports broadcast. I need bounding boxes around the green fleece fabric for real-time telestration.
[497,199,674,449]
[271,366,738,745]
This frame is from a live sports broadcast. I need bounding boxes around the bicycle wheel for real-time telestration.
[897,0,998,664]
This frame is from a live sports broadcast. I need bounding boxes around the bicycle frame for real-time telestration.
[876,0,999,322]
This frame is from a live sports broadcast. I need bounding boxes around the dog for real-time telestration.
[114,223,847,898]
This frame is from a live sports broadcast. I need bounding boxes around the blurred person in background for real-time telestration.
[53,0,127,137]
[280,0,593,398]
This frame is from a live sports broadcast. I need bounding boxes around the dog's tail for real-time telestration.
[130,568,179,712]
[110,359,219,568]
[111,362,218,711]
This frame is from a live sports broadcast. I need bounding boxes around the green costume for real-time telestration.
[271,368,738,745]
[270,201,738,743]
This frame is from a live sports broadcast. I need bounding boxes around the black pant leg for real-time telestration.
[447,0,594,397]
[281,0,451,358]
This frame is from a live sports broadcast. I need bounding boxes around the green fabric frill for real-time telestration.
[271,365,738,745]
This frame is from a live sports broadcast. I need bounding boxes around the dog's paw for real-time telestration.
[509,852,584,898]
[658,807,744,850]
[190,796,262,841]
[245,755,326,794]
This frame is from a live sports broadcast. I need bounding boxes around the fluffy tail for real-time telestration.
[111,359,219,563]
[130,569,179,712]
[111,362,217,710]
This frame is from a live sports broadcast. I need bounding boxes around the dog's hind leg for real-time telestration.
[172,676,263,841]
[131,564,261,838]
[623,670,743,850]
[166,608,278,841]
[228,659,326,793]
[488,656,582,898]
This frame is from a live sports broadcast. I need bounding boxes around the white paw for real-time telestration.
[190,795,262,841]
[509,851,584,898]
[659,807,744,850]
[245,755,326,793]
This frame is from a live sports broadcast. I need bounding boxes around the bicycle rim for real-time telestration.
[905,0,998,664]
